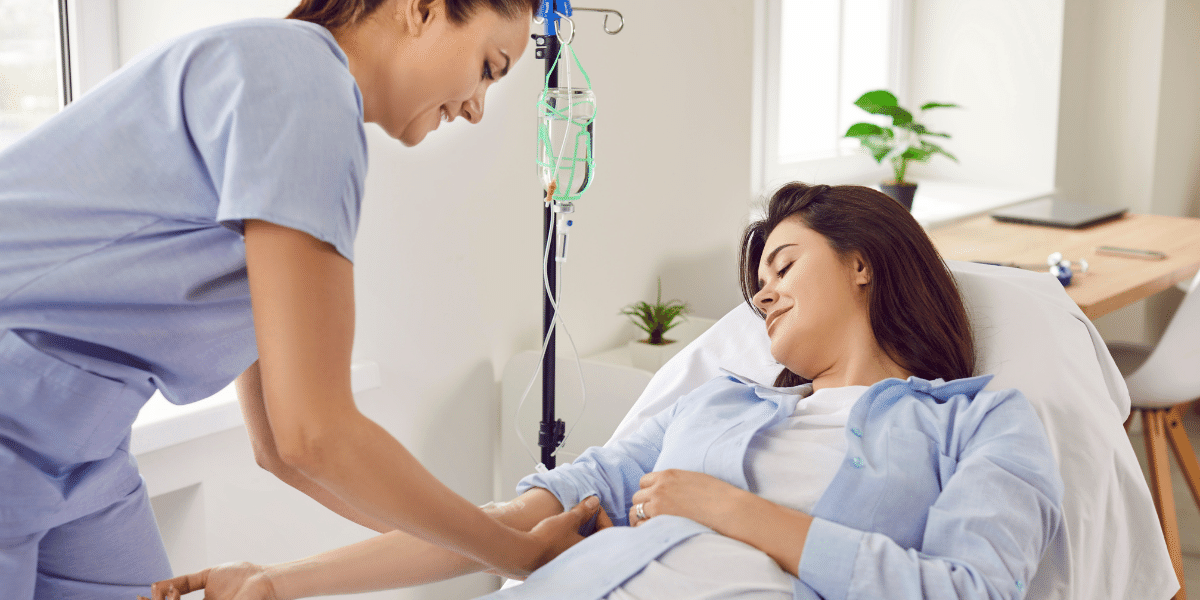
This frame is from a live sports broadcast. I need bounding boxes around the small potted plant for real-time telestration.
[620,279,690,372]
[843,89,959,210]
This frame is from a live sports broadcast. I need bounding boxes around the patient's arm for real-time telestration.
[147,489,595,600]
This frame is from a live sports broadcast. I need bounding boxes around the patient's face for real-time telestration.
[752,217,871,380]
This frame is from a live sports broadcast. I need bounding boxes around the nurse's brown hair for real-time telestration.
[738,183,975,387]
[288,0,540,30]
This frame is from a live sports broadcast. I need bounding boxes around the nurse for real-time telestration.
[0,0,600,598]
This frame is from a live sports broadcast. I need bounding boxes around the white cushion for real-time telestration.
[607,260,1177,600]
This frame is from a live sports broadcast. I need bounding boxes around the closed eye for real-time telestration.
[483,60,494,81]
[756,261,793,290]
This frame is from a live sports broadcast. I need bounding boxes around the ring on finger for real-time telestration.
[635,502,647,521]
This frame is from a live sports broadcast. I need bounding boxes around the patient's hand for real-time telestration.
[629,469,742,529]
[141,562,277,600]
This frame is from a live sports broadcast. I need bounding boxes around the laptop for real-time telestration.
[990,197,1127,229]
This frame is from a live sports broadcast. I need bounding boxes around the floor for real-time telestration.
[1187,554,1200,597]
[1126,406,1200,598]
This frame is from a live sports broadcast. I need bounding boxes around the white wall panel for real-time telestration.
[906,0,1065,191]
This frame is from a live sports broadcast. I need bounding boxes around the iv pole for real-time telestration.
[533,1,622,469]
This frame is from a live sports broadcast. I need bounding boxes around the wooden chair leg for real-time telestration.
[1145,409,1188,600]
[1166,403,1200,524]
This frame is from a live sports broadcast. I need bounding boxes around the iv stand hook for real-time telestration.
[572,7,624,34]
[554,10,576,44]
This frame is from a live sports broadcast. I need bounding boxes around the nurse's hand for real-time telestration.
[141,562,277,600]
[515,496,605,578]
[628,469,745,529]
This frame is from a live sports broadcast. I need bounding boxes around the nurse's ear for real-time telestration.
[396,0,444,35]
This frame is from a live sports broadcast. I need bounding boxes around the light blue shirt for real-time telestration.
[487,373,1064,600]
[0,19,366,534]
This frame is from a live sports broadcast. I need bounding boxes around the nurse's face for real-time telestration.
[752,217,872,380]
[368,0,530,146]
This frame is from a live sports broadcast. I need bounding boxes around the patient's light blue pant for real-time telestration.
[0,478,171,600]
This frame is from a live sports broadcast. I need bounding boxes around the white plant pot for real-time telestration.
[627,339,683,372]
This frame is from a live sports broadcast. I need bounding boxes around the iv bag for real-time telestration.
[538,87,596,202]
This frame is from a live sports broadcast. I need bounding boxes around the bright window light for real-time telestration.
[0,0,61,151]
[775,0,896,163]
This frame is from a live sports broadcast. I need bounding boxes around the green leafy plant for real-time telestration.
[844,90,959,184]
[620,279,690,345]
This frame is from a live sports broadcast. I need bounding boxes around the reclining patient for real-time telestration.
[149,183,1063,600]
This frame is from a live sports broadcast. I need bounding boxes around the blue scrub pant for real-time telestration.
[0,478,171,600]
[0,329,171,599]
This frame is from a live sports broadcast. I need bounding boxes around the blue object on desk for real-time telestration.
[1050,261,1072,286]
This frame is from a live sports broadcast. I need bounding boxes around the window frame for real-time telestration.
[55,0,121,106]
[752,0,912,194]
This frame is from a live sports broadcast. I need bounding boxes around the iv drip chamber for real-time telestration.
[537,87,596,201]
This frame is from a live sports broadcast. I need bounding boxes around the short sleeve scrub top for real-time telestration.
[0,16,367,573]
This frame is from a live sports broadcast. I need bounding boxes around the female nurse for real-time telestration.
[0,1,600,598]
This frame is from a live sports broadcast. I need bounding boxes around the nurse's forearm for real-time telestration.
[282,407,546,576]
[269,461,395,533]
[243,221,564,577]
[236,363,393,533]
[266,489,565,599]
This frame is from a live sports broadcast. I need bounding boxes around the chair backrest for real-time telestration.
[607,260,1177,600]
[1126,270,1200,406]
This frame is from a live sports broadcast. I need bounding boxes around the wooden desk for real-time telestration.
[928,213,1200,319]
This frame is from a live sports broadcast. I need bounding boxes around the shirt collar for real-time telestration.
[870,373,995,402]
[719,368,813,397]
[721,367,994,403]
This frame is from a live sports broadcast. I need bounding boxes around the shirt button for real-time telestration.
[851,427,863,437]
[852,457,865,469]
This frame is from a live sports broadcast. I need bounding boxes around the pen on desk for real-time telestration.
[1095,246,1168,260]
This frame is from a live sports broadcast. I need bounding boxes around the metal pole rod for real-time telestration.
[539,31,563,469]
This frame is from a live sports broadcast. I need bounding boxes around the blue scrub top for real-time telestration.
[0,18,368,533]
[0,18,367,404]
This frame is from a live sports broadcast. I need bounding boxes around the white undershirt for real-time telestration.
[606,384,866,600]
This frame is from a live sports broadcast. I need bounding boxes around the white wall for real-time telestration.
[119,2,755,599]
[903,0,1064,191]
[906,0,1065,191]
[1151,0,1200,220]
[1054,0,1167,216]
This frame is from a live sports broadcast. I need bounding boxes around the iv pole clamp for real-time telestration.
[533,0,621,470]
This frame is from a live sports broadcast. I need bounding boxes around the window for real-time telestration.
[755,0,909,190]
[0,0,62,150]
[0,0,119,152]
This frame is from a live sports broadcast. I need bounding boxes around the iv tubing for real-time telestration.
[513,210,588,468]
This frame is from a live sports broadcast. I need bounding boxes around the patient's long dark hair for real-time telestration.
[738,183,975,387]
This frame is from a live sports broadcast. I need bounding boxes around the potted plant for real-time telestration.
[843,89,959,210]
[620,279,690,372]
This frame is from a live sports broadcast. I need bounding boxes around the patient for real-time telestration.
[148,183,1063,600]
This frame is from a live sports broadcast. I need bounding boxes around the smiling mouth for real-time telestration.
[766,308,790,334]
